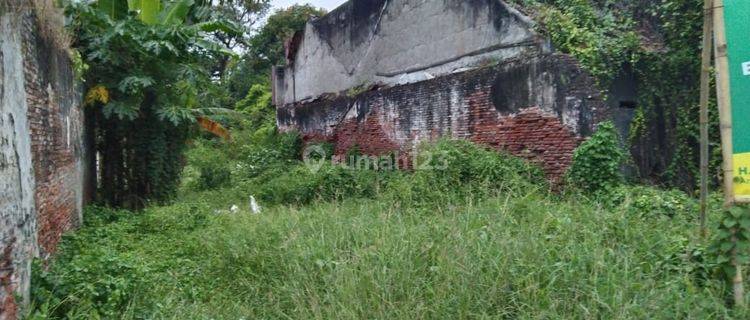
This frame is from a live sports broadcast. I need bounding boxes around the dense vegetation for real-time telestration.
[26,0,750,318]
[66,0,323,209]
[69,0,241,208]
[509,0,720,191]
[30,126,748,318]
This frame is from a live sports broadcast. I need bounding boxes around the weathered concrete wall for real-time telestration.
[273,0,543,105]
[275,0,618,182]
[0,8,88,319]
[279,54,609,182]
[0,14,38,320]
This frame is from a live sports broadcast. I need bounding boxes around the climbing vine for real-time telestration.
[567,122,625,193]
[710,206,750,291]
[510,0,720,191]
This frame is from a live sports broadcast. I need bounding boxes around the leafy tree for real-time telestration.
[195,0,271,51]
[235,84,273,131]
[192,0,272,77]
[68,0,236,208]
[226,4,326,100]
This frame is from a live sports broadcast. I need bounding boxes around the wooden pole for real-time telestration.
[699,0,713,238]
[713,0,735,207]
[713,0,744,306]
[733,229,745,308]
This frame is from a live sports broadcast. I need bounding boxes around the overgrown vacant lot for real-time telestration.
[28,133,749,319]
[30,185,744,319]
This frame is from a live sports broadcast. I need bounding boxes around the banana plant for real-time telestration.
[98,0,240,54]
[98,0,192,25]
[100,0,241,31]
[127,0,162,24]
[85,0,239,140]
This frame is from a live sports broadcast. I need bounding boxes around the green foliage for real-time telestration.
[602,185,697,219]
[96,0,128,19]
[233,138,544,208]
[272,131,303,160]
[254,162,385,205]
[67,0,234,208]
[226,4,326,99]
[509,0,718,191]
[386,139,545,207]
[235,84,273,125]
[529,0,641,84]
[306,141,335,161]
[29,131,750,318]
[568,122,625,193]
[29,207,148,319]
[184,128,545,208]
[184,128,304,194]
[127,0,161,24]
[68,49,88,81]
[186,141,232,190]
[192,0,270,52]
[632,0,718,189]
[29,186,746,318]
[710,206,750,279]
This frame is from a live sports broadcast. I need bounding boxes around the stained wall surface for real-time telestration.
[278,54,609,183]
[276,0,613,183]
[0,9,89,319]
[273,0,542,105]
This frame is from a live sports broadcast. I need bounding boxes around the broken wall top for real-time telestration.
[273,0,545,106]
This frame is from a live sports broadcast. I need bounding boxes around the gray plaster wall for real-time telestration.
[0,14,38,313]
[1,9,88,317]
[274,0,543,105]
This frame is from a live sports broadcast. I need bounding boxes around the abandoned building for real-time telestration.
[274,0,637,182]
[1,4,91,318]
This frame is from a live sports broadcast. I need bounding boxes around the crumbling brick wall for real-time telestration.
[21,10,87,255]
[278,54,609,183]
[1,9,89,319]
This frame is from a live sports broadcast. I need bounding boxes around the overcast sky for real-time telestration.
[270,0,347,12]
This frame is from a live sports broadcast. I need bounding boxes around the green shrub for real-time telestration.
[305,141,335,162]
[274,131,303,160]
[238,145,288,178]
[255,163,385,205]
[197,166,232,190]
[234,84,274,132]
[186,141,233,190]
[603,185,697,218]
[386,139,545,207]
[317,164,382,200]
[251,139,544,208]
[567,122,625,193]
[29,207,149,319]
[256,166,320,204]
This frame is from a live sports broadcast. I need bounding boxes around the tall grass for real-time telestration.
[28,137,748,318]
[29,188,742,319]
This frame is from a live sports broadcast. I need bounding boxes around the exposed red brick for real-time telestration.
[1,13,90,318]
[0,239,17,320]
[280,54,607,185]
[22,29,80,256]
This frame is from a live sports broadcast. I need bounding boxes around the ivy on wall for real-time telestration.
[510,0,720,192]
